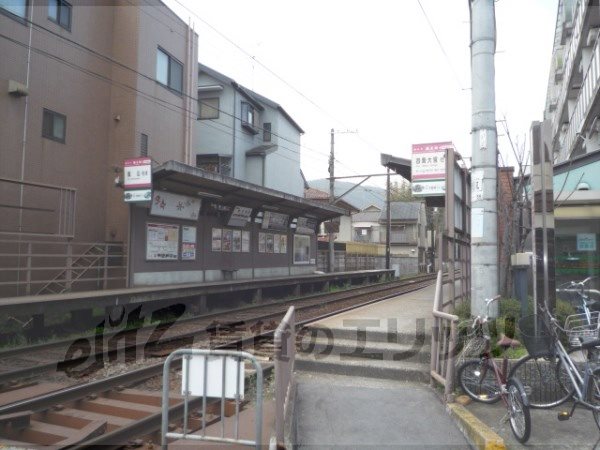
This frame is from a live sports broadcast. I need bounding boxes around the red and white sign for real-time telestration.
[411,142,453,197]
[124,158,152,188]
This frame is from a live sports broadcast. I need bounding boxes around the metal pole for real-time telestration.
[386,167,391,271]
[469,0,499,317]
[329,128,335,273]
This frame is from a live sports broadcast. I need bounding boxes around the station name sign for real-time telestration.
[411,142,452,197]
[123,157,152,203]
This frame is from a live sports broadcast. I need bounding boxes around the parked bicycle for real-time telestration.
[457,295,531,443]
[514,306,600,429]
[510,281,600,409]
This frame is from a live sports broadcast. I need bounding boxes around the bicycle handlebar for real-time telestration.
[471,295,502,328]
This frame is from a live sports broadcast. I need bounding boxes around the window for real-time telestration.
[156,48,183,93]
[199,97,219,120]
[263,122,271,142]
[140,133,148,157]
[293,234,311,264]
[42,108,66,143]
[48,0,71,31]
[241,102,258,134]
[196,154,231,177]
[0,0,26,20]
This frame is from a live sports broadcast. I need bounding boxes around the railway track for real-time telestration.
[0,274,436,448]
[0,273,435,386]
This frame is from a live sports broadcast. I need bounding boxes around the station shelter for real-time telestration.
[127,161,347,287]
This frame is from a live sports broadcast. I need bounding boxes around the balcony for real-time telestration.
[563,25,600,158]
[553,0,589,138]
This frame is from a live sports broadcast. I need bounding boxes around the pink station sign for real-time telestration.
[124,158,152,189]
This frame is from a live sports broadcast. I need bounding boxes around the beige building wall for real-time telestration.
[0,0,198,244]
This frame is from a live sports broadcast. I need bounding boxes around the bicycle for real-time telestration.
[456,295,531,443]
[516,306,600,429]
[509,290,600,409]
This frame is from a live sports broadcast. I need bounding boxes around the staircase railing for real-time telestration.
[0,237,127,297]
[430,270,459,402]
[274,306,295,449]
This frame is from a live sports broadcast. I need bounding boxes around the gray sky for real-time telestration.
[164,0,558,188]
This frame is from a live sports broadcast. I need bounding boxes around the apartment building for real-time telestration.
[544,0,600,285]
[196,63,305,196]
[0,0,198,295]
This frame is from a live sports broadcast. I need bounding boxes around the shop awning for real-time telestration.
[152,161,347,221]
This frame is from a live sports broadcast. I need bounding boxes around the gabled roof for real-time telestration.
[198,63,304,134]
[304,187,359,214]
[352,210,382,223]
[379,201,423,222]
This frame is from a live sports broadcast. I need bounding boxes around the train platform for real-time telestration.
[289,282,600,448]
[290,283,472,448]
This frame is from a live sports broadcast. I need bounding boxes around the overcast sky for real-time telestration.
[164,0,558,188]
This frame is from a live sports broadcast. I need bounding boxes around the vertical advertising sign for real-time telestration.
[411,142,453,197]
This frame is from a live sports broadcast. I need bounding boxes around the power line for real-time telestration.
[416,0,465,91]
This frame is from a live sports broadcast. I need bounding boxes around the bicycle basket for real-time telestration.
[564,311,600,347]
[518,314,555,357]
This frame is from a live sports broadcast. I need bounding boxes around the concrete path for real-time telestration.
[466,400,600,449]
[293,372,470,449]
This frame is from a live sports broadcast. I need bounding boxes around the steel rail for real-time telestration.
[0,274,435,384]
[0,276,435,447]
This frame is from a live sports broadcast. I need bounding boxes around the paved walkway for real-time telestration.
[294,372,470,449]
[293,283,471,448]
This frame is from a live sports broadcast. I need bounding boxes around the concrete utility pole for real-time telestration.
[329,128,335,273]
[469,0,499,317]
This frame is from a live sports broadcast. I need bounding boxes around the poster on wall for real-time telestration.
[280,235,287,253]
[258,233,266,253]
[212,228,222,251]
[232,230,242,252]
[266,234,274,253]
[242,231,250,252]
[222,229,233,252]
[151,191,201,220]
[577,233,597,251]
[274,234,281,253]
[181,226,196,260]
[146,223,179,260]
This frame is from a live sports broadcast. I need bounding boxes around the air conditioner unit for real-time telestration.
[8,80,28,97]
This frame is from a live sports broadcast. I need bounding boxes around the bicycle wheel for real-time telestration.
[506,377,531,444]
[555,346,589,402]
[457,359,501,403]
[509,354,572,408]
[590,367,600,431]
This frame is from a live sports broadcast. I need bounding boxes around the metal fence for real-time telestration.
[317,250,420,276]
[161,349,264,449]
[274,306,295,448]
[0,236,127,297]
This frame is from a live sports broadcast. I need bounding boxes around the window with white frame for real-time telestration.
[156,48,183,93]
[199,97,219,119]
[48,0,71,31]
[0,0,27,19]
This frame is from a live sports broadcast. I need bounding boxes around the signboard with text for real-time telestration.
[411,142,453,197]
[124,158,152,188]
[151,192,201,221]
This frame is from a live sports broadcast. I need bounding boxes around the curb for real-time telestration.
[446,403,505,450]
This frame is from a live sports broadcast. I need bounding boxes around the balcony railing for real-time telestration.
[553,0,589,138]
[564,22,600,158]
